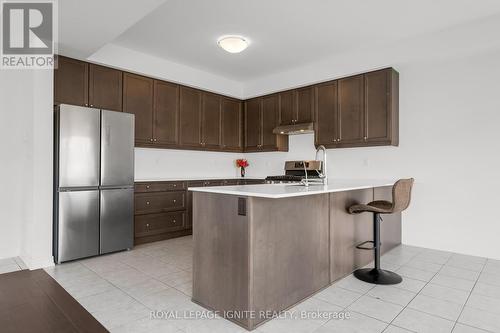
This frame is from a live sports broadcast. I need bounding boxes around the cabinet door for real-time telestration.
[245,98,262,150]
[338,75,365,145]
[315,81,338,145]
[262,94,279,149]
[221,98,242,151]
[201,92,221,148]
[296,86,314,123]
[54,56,88,106]
[365,69,392,143]
[88,64,123,111]
[154,81,179,145]
[123,73,154,144]
[279,90,294,126]
[179,87,202,147]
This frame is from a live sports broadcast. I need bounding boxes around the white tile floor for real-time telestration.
[40,237,500,333]
[0,256,27,274]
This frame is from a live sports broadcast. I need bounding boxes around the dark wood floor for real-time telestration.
[0,269,108,333]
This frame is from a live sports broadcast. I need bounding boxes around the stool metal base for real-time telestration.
[353,268,402,285]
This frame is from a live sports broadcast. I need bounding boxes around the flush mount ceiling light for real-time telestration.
[217,35,249,53]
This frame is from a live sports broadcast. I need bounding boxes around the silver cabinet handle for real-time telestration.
[146,201,150,205]
[173,184,177,187]
[146,223,150,230]
[153,138,157,142]
[173,199,176,203]
[146,185,150,189]
[150,138,153,142]
[172,219,176,223]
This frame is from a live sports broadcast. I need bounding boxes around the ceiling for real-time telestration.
[59,0,500,83]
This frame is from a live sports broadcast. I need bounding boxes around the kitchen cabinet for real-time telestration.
[54,56,398,152]
[296,86,314,123]
[88,64,123,111]
[315,81,338,146]
[262,94,282,149]
[244,98,262,150]
[54,56,88,107]
[221,98,242,151]
[136,179,265,244]
[179,87,202,148]
[154,81,179,145]
[365,69,399,145]
[279,90,295,126]
[55,57,122,111]
[338,75,364,145]
[244,95,288,152]
[315,68,398,148]
[278,87,314,126]
[123,73,154,145]
[201,92,222,149]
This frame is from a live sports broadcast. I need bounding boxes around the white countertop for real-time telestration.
[135,176,265,182]
[188,179,395,198]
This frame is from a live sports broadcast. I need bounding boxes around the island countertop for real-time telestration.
[188,179,395,198]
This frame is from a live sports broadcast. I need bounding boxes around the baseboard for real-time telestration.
[20,254,55,270]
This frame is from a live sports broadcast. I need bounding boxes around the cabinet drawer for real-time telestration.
[135,191,186,214]
[135,181,186,193]
[135,211,186,237]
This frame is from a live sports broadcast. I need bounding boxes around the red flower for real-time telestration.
[236,159,249,168]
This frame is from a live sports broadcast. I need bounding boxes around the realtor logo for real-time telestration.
[1,0,56,69]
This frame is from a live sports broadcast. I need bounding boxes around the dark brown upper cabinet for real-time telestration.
[221,98,242,151]
[123,73,154,144]
[179,87,202,148]
[201,92,221,149]
[296,86,314,123]
[244,98,262,151]
[315,68,398,149]
[262,94,280,149]
[338,75,365,145]
[154,81,179,146]
[278,87,314,126]
[244,95,288,152]
[54,56,88,107]
[54,56,398,152]
[364,69,398,145]
[278,90,295,126]
[88,64,123,111]
[315,81,338,146]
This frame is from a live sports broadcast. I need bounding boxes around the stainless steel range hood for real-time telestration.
[273,122,314,135]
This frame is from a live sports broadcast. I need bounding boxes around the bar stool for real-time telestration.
[348,178,414,285]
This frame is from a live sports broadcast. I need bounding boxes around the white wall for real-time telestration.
[247,49,500,260]
[135,148,249,180]
[89,44,244,99]
[0,69,54,268]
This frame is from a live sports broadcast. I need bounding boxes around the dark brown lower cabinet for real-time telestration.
[135,179,265,245]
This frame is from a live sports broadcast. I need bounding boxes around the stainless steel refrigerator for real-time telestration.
[54,104,135,263]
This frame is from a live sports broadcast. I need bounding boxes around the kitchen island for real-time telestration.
[189,180,402,330]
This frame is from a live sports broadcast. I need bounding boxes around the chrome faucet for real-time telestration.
[300,145,328,187]
[315,145,328,185]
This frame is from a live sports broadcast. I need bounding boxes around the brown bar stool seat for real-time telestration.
[348,178,414,285]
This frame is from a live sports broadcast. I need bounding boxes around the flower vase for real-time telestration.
[240,167,245,178]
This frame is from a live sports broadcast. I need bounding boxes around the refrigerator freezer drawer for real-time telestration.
[101,110,135,187]
[57,190,100,262]
[100,188,134,254]
[58,105,101,188]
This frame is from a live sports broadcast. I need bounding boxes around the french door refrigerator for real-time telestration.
[54,104,135,263]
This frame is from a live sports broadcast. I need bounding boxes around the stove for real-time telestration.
[265,160,323,184]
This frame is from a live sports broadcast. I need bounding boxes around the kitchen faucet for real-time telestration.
[315,145,328,185]
[300,145,328,187]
